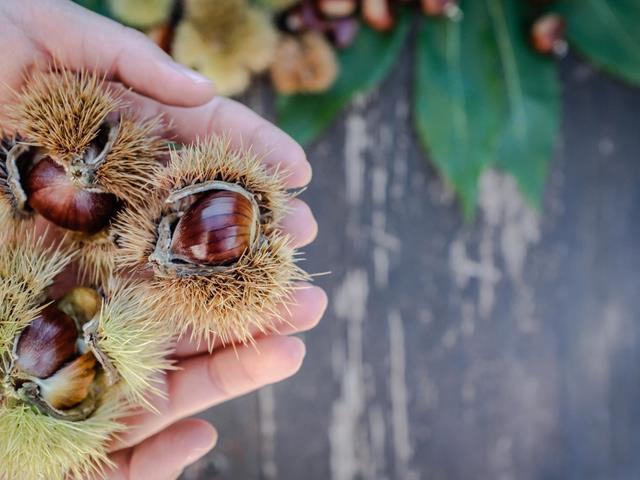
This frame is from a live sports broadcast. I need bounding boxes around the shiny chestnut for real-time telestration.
[170,190,258,266]
[25,157,119,233]
[15,305,78,379]
[531,14,568,56]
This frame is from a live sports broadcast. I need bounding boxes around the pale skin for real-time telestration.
[0,1,327,478]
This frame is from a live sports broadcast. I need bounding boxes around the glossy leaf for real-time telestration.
[72,0,113,17]
[415,1,504,216]
[415,0,560,215]
[276,12,411,146]
[487,0,560,207]
[556,0,640,85]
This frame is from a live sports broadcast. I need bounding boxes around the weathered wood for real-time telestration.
[183,53,640,479]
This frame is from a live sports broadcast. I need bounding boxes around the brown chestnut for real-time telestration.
[531,14,568,56]
[25,157,119,233]
[15,305,78,379]
[170,190,258,266]
[362,0,394,32]
[421,0,462,20]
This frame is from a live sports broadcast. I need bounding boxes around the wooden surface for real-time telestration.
[182,52,640,480]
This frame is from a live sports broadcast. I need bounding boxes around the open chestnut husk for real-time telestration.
[113,137,308,346]
[9,300,100,420]
[2,69,164,239]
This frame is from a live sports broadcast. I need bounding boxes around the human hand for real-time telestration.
[1,1,326,478]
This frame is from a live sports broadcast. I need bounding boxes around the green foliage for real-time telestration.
[415,0,559,216]
[488,0,560,209]
[68,0,640,217]
[276,12,411,146]
[415,2,504,216]
[72,0,113,18]
[556,0,640,85]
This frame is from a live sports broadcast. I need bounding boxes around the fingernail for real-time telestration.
[169,469,185,480]
[170,62,213,85]
[184,424,218,464]
[283,337,306,364]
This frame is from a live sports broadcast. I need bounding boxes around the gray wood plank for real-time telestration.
[183,52,640,480]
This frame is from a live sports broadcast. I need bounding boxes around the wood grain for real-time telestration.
[182,53,640,480]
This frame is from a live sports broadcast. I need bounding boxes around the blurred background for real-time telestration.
[78,1,640,478]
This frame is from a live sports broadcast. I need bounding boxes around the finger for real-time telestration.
[118,91,312,188]
[173,284,327,357]
[23,0,215,107]
[280,199,318,248]
[113,336,305,450]
[106,419,217,480]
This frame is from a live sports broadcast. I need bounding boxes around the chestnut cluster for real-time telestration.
[0,68,304,479]
[0,222,172,480]
[278,0,462,41]
[278,0,567,58]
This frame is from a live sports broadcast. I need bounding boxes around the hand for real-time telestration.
[1,1,327,479]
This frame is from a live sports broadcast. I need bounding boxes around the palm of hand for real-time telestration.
[1,1,326,478]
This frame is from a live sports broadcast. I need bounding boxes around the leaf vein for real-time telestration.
[487,0,527,138]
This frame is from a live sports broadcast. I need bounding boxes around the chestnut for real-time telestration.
[421,0,463,20]
[316,0,357,18]
[531,14,568,57]
[15,305,78,379]
[170,189,258,266]
[24,157,120,234]
[362,0,394,32]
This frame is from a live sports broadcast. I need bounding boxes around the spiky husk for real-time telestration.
[107,0,173,28]
[7,69,165,205]
[0,229,74,354]
[0,136,32,224]
[271,33,339,94]
[0,182,11,227]
[0,137,13,213]
[95,114,166,205]
[96,279,175,408]
[172,0,277,96]
[7,69,123,160]
[150,232,307,345]
[112,137,307,345]
[0,388,127,480]
[72,229,119,286]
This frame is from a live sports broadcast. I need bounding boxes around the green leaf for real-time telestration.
[72,0,113,18]
[556,0,640,85]
[487,0,560,207]
[414,2,504,216]
[414,0,560,216]
[276,13,411,146]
